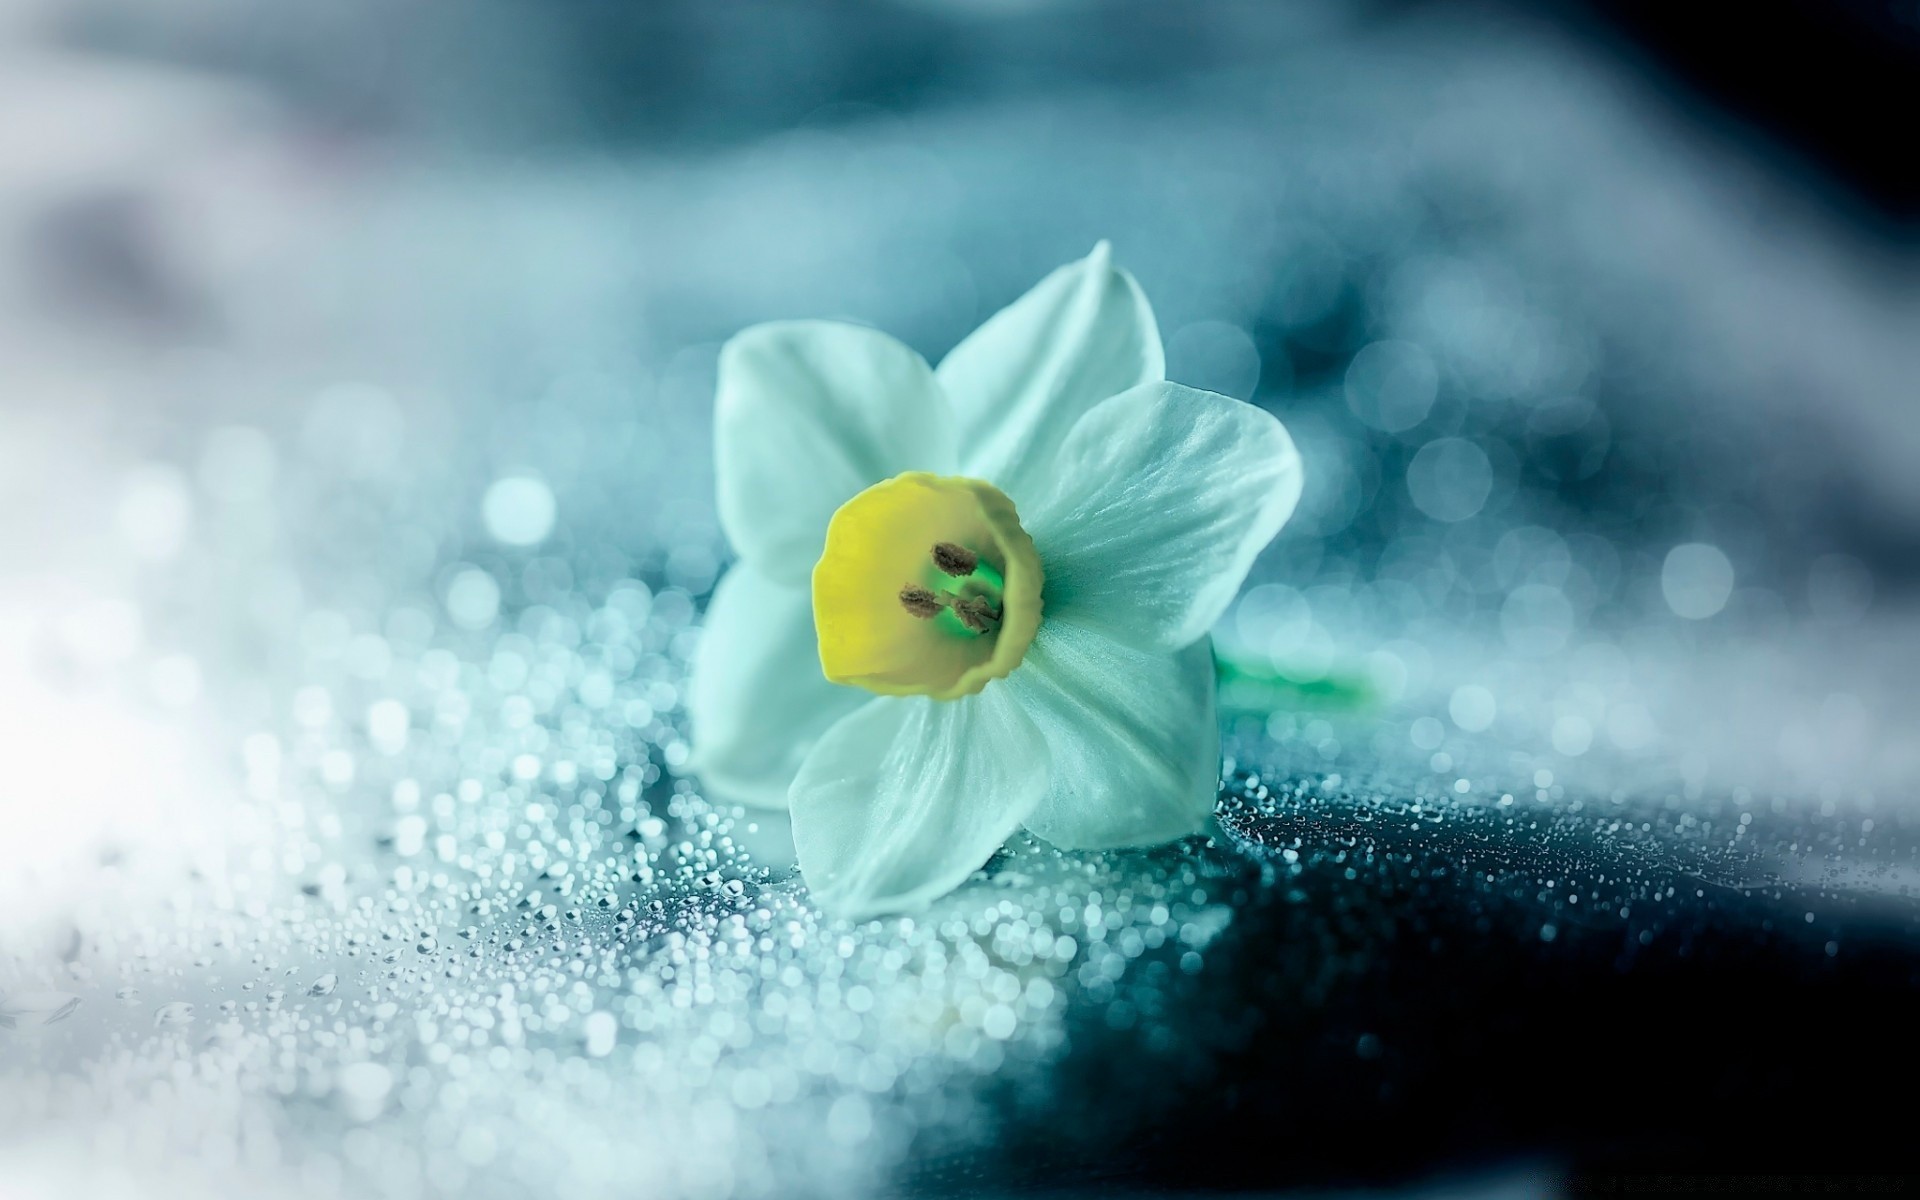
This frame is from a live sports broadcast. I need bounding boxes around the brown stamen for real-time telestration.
[901,579,1001,634]
[950,595,1001,634]
[899,584,944,619]
[931,542,979,576]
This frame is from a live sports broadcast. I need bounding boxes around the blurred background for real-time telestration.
[2,1,1916,1197]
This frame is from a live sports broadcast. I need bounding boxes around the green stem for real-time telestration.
[1213,646,1377,714]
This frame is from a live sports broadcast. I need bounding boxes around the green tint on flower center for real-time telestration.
[811,473,1043,700]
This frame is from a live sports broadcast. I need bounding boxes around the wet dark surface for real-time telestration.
[908,763,1920,1193]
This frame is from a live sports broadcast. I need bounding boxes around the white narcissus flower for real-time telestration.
[689,243,1303,918]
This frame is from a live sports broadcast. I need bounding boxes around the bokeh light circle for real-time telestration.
[1407,438,1493,522]
[482,475,558,546]
[1661,543,1734,620]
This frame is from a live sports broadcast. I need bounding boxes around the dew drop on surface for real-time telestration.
[154,1002,195,1027]
[309,974,338,997]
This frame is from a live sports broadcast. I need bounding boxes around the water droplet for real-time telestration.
[482,475,557,545]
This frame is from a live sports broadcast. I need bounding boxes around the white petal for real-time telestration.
[1024,381,1303,650]
[716,321,956,585]
[789,688,1048,919]
[938,243,1163,506]
[1007,619,1219,850]
[687,564,865,809]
